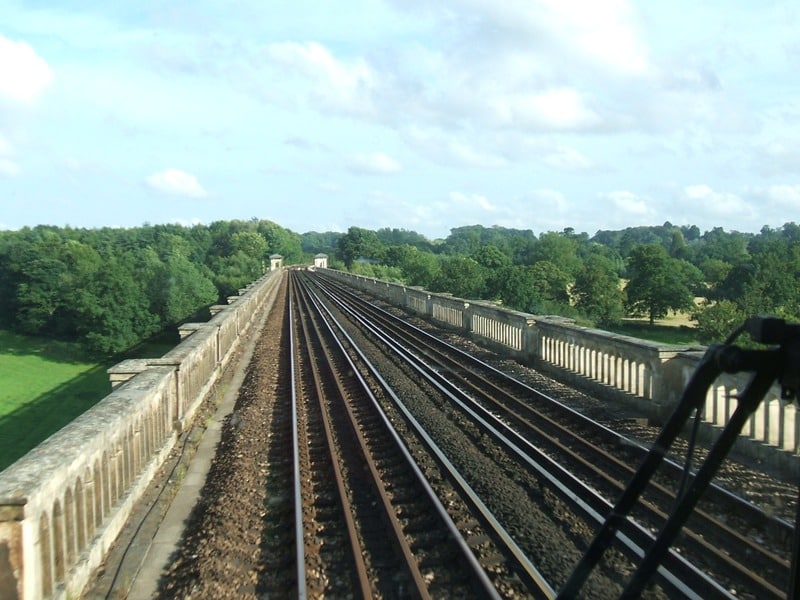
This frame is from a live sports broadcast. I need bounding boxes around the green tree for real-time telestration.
[471,245,510,271]
[527,231,582,276]
[9,231,68,335]
[350,261,404,282]
[156,255,218,325]
[495,265,542,313]
[337,226,384,268]
[257,220,304,263]
[383,245,440,288]
[698,258,733,299]
[571,254,625,326]
[624,244,696,325]
[471,245,511,298]
[230,231,268,259]
[210,251,259,299]
[696,226,750,265]
[431,256,486,299]
[76,255,161,354]
[530,260,571,306]
[691,299,745,344]
[300,230,343,256]
[229,231,268,277]
[742,249,800,317]
[375,227,434,251]
[668,228,691,261]
[443,225,485,256]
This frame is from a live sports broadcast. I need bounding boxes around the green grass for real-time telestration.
[0,329,178,472]
[602,320,702,346]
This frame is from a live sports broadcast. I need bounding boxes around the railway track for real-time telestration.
[302,270,794,598]
[288,271,549,597]
[154,270,795,598]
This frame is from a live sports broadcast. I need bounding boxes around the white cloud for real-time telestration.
[1,2,795,239]
[403,0,648,75]
[169,217,204,227]
[492,88,602,130]
[0,158,21,177]
[404,127,508,168]
[736,184,800,230]
[602,190,650,215]
[444,142,507,168]
[449,191,496,212]
[558,0,648,74]
[525,189,569,213]
[347,152,402,175]
[319,181,341,192]
[764,184,800,208]
[0,35,53,103]
[266,41,376,116]
[543,145,595,170]
[519,0,649,75]
[684,184,714,201]
[146,168,208,197]
[0,133,12,155]
[0,133,18,176]
[285,136,329,152]
[256,3,644,138]
[510,190,570,231]
[755,138,800,175]
[682,184,755,219]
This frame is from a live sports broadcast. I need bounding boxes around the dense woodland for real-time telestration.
[2,219,800,355]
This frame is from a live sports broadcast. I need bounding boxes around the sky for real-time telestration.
[1,1,799,240]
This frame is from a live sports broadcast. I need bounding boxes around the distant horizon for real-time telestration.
[1,216,794,243]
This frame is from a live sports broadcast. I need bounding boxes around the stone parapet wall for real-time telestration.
[0,269,284,600]
[321,269,798,474]
[534,318,685,409]
[0,366,178,600]
[671,350,799,458]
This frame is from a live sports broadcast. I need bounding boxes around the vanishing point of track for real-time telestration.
[157,269,795,598]
[293,270,792,598]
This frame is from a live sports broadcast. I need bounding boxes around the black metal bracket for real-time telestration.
[557,316,800,599]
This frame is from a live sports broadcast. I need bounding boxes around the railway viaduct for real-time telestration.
[1,266,797,599]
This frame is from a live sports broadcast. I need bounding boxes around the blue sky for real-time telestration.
[2,1,799,239]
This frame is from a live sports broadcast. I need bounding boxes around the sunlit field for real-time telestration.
[0,329,177,471]
[605,316,701,346]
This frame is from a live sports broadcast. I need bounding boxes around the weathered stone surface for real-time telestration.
[0,269,283,600]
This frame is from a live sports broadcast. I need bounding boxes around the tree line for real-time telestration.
[3,219,799,354]
[0,219,304,354]
[328,222,800,343]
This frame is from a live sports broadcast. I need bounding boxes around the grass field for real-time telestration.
[603,320,701,346]
[597,304,702,346]
[0,329,178,471]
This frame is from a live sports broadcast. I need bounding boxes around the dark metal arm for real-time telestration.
[558,316,800,599]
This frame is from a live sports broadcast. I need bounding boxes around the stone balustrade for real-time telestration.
[534,318,682,407]
[0,269,284,600]
[321,269,799,474]
[672,350,799,457]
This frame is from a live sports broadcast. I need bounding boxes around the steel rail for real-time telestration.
[299,274,506,598]
[291,275,375,597]
[320,277,789,598]
[287,287,308,600]
[294,276,434,599]
[315,271,794,548]
[310,272,733,599]
[300,274,554,598]
[314,273,793,580]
